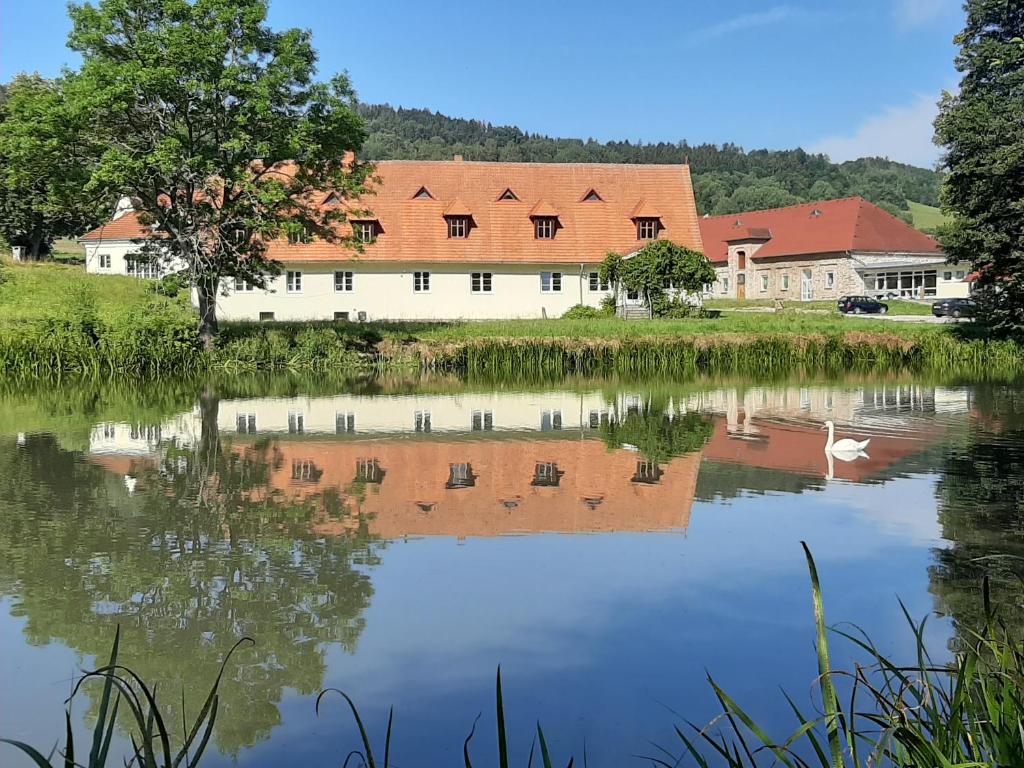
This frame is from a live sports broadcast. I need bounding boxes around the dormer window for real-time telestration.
[582,189,603,202]
[636,218,660,240]
[447,216,470,238]
[413,186,434,200]
[498,188,519,201]
[286,226,312,245]
[322,191,342,206]
[534,217,557,239]
[353,220,377,243]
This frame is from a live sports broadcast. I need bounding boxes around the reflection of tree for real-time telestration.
[0,394,381,756]
[600,401,713,464]
[930,387,1024,642]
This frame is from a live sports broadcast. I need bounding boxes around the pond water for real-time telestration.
[1,376,1022,767]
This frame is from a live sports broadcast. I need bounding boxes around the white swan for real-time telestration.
[823,420,870,455]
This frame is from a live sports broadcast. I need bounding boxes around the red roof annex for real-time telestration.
[697,197,941,264]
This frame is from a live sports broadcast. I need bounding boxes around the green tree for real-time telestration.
[604,240,716,316]
[0,74,101,259]
[65,0,371,347]
[934,2,1024,338]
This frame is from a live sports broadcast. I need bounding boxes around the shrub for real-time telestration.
[148,273,187,298]
[561,304,612,320]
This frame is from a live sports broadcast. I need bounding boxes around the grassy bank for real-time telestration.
[1,262,1020,379]
[0,260,202,377]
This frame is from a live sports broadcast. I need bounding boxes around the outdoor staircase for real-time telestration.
[619,306,652,321]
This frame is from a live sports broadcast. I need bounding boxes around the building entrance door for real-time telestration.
[801,269,813,301]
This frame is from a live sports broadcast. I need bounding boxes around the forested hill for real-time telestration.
[358,104,943,226]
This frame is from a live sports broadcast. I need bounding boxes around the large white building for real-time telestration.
[79,159,704,321]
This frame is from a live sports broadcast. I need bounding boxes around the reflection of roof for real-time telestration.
[258,438,701,537]
[702,416,928,483]
[698,198,941,263]
[88,454,150,476]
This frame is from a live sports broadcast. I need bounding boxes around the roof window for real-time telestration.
[581,189,603,202]
[498,188,519,201]
[413,186,434,200]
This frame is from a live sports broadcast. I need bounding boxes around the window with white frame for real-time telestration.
[588,409,610,428]
[636,218,660,240]
[955,270,966,280]
[471,410,493,431]
[532,461,563,487]
[236,413,257,433]
[760,274,769,292]
[781,274,790,291]
[354,221,376,243]
[447,216,469,239]
[126,257,160,279]
[721,276,730,294]
[413,271,431,292]
[334,271,354,292]
[414,410,431,432]
[234,277,255,292]
[287,411,304,434]
[287,227,311,245]
[471,272,493,293]
[540,271,562,292]
[336,412,356,434]
[825,271,836,289]
[589,272,610,291]
[534,217,557,239]
[286,270,302,292]
[98,253,111,269]
[943,271,953,281]
[540,410,562,431]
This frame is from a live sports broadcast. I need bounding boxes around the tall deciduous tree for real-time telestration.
[934,2,1024,338]
[0,74,101,259]
[66,0,371,346]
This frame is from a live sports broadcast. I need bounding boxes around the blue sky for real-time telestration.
[0,0,964,168]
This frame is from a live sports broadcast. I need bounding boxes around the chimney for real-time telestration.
[112,196,136,220]
[453,154,464,162]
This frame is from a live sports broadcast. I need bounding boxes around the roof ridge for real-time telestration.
[373,159,692,170]
[702,196,865,220]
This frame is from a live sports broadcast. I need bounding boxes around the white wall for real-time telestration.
[82,240,141,276]
[217,261,611,321]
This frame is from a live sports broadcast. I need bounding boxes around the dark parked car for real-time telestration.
[838,296,889,314]
[932,298,977,318]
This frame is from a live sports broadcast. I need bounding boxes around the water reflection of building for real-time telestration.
[261,438,702,537]
[85,385,962,530]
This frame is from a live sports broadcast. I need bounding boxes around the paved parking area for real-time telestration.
[842,313,964,324]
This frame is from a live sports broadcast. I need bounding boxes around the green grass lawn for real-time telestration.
[0,258,179,323]
[705,297,933,315]
[908,201,949,233]
[400,314,945,342]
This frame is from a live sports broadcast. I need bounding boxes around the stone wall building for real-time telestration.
[698,198,971,302]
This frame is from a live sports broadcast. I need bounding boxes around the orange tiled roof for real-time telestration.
[528,199,560,218]
[698,197,941,264]
[630,199,662,219]
[82,160,703,264]
[79,213,153,242]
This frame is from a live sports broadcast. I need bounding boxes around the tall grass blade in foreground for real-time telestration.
[1,629,251,768]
